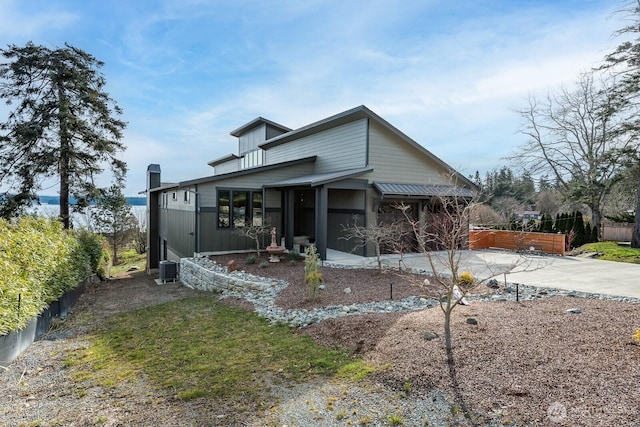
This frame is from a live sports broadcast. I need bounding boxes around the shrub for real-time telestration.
[388,414,404,425]
[246,255,257,265]
[457,271,475,286]
[259,261,269,268]
[288,250,303,261]
[304,245,323,300]
[75,229,110,280]
[0,217,94,335]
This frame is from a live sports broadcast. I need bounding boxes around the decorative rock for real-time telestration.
[486,279,499,289]
[227,260,238,272]
[423,278,431,286]
[344,287,352,294]
[179,257,640,329]
[466,317,478,325]
[318,285,326,290]
[423,331,439,341]
[127,265,140,271]
[566,308,582,314]
[453,285,469,305]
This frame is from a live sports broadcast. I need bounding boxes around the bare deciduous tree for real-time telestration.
[132,210,147,255]
[398,193,476,416]
[234,223,272,257]
[511,72,637,235]
[399,185,549,419]
[340,215,405,271]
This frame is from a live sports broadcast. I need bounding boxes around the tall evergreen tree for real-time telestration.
[540,213,554,233]
[602,1,640,248]
[585,222,593,244]
[572,211,586,246]
[0,42,126,228]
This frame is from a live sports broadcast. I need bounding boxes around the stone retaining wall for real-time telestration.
[179,258,273,293]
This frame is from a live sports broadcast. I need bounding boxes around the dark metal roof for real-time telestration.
[373,182,476,198]
[265,167,373,188]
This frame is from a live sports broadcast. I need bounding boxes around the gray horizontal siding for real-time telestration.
[214,159,240,175]
[368,120,451,185]
[265,119,367,173]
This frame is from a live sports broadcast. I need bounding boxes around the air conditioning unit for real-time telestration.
[159,260,177,283]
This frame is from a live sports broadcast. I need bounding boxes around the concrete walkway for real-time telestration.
[325,249,640,299]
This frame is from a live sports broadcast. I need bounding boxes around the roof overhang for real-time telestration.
[265,167,373,188]
[148,156,317,192]
[207,153,239,167]
[230,116,291,137]
[373,182,476,199]
[259,105,479,191]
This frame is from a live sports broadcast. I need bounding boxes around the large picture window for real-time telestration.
[217,189,262,229]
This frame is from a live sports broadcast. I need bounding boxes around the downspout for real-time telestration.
[194,186,200,256]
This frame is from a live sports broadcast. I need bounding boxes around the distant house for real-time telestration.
[516,211,542,221]
[145,105,477,271]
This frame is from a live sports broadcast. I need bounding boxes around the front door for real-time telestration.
[293,189,315,241]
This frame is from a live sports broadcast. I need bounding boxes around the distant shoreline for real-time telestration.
[37,195,146,206]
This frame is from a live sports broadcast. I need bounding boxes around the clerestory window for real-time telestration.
[240,149,264,169]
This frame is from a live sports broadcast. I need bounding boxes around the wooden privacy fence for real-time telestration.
[469,229,565,256]
[601,222,633,242]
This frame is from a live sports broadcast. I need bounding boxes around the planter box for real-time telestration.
[0,277,90,368]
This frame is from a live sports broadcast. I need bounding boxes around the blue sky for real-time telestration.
[0,0,627,196]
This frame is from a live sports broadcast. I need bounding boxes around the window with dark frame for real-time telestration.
[217,189,262,229]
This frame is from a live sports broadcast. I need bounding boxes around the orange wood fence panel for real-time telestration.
[601,222,633,242]
[469,230,565,255]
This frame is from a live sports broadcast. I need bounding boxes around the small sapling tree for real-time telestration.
[304,245,323,301]
[399,182,549,418]
[340,215,405,271]
[234,222,272,257]
[398,193,478,416]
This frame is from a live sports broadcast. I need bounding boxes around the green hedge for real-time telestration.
[0,217,106,335]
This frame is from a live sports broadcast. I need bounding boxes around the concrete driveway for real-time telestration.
[325,249,640,299]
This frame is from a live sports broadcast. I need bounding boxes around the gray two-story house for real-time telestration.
[145,105,476,271]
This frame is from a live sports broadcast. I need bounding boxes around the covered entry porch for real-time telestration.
[265,168,372,259]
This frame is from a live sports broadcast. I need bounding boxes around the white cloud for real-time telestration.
[0,0,77,39]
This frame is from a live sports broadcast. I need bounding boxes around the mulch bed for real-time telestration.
[208,252,438,310]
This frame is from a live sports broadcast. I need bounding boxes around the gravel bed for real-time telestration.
[2,256,640,426]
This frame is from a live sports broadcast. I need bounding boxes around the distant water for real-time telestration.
[28,203,146,229]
